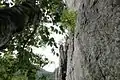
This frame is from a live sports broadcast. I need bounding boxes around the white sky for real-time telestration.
[32,33,66,72]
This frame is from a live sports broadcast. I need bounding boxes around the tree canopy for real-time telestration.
[0,0,66,79]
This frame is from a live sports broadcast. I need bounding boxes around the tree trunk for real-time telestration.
[56,0,120,80]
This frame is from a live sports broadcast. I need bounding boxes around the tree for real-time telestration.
[0,0,65,79]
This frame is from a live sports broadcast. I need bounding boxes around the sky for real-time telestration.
[32,32,66,72]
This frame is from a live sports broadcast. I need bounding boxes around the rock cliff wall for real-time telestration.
[56,0,120,80]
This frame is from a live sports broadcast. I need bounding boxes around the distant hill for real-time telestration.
[36,68,55,80]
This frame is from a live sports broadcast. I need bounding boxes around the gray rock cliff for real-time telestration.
[56,0,120,80]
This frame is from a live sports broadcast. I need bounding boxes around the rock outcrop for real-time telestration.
[56,0,120,80]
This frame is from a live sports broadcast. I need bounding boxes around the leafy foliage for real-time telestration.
[60,9,77,33]
[0,51,49,79]
[0,0,66,79]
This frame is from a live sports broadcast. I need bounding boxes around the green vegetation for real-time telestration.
[36,68,54,80]
[60,9,77,33]
[0,0,65,79]
[0,0,77,80]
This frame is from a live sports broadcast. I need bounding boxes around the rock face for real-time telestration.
[56,0,120,80]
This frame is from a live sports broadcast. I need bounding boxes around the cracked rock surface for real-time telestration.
[55,0,120,80]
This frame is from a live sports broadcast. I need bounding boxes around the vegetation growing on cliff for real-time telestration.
[60,9,77,33]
